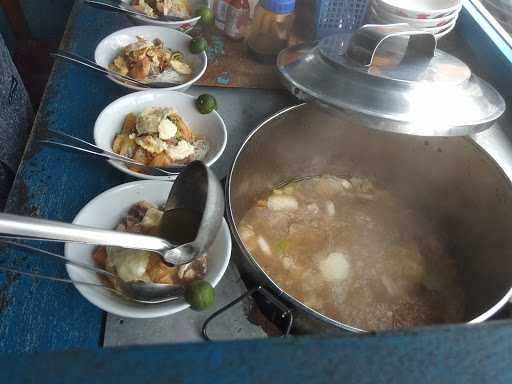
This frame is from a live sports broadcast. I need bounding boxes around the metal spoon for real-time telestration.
[0,239,184,303]
[40,129,183,177]
[52,51,181,89]
[0,161,224,267]
[84,0,187,22]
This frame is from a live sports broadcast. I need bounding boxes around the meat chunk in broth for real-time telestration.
[239,175,466,331]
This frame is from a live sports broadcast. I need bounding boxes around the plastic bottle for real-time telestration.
[225,0,250,40]
[214,0,232,31]
[246,0,296,63]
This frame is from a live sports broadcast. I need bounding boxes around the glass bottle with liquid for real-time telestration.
[246,0,296,63]
[214,0,232,31]
[225,0,250,40]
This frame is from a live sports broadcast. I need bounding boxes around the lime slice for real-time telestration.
[196,6,214,26]
[185,280,215,311]
[195,94,218,114]
[190,36,208,54]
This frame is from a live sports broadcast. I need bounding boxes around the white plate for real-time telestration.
[371,4,459,27]
[94,26,207,92]
[120,0,203,32]
[94,90,227,180]
[374,0,462,19]
[65,180,232,319]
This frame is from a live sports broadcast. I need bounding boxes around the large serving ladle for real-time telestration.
[0,161,224,303]
[0,161,223,267]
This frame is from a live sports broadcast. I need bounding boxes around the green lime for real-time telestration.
[196,6,214,26]
[195,94,217,114]
[185,280,215,311]
[189,36,208,54]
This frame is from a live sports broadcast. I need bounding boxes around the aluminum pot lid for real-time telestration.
[277,24,506,136]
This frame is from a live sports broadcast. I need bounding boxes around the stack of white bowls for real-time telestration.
[368,0,463,39]
[482,0,512,34]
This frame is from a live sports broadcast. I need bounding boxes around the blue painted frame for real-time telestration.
[457,1,512,114]
[0,0,511,358]
[463,0,512,61]
[1,322,512,383]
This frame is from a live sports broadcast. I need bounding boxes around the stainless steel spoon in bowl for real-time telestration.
[84,0,187,22]
[0,161,224,267]
[51,50,181,89]
[0,240,185,303]
[40,128,183,177]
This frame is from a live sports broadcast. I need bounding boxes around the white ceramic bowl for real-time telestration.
[374,0,462,19]
[65,180,232,319]
[368,16,456,38]
[120,0,203,32]
[433,19,456,38]
[94,26,207,92]
[371,4,459,27]
[370,9,457,34]
[94,90,227,180]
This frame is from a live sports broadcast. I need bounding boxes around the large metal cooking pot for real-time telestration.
[226,103,512,333]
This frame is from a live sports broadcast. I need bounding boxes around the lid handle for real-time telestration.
[347,24,437,67]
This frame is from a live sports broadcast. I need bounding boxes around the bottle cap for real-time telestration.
[262,0,295,14]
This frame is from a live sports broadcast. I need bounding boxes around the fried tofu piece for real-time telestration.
[121,113,137,134]
[130,56,151,80]
[146,254,178,284]
[110,56,129,76]
[93,246,108,267]
[149,152,173,168]
[112,134,136,158]
[170,113,193,141]
[128,147,149,173]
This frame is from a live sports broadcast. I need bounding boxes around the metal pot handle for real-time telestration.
[347,23,437,66]
[202,286,293,341]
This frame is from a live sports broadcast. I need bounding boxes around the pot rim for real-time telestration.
[226,103,512,332]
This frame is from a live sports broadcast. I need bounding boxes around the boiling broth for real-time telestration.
[239,175,466,330]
